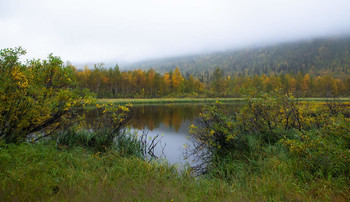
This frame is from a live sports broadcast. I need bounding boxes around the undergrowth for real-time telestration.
[189,89,350,201]
[1,138,348,201]
[0,141,235,201]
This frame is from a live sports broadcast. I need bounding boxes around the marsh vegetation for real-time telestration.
[1,47,349,201]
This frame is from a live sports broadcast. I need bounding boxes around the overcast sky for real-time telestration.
[1,0,350,65]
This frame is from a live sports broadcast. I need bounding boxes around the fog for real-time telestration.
[1,0,350,65]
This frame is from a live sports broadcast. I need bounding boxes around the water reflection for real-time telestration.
[85,103,241,166]
[131,104,203,132]
[85,103,204,132]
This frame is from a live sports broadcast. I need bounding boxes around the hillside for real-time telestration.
[125,36,350,79]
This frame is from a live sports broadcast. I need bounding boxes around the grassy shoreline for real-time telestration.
[97,97,350,104]
[0,142,234,201]
[97,98,246,104]
[1,142,348,201]
[2,95,349,201]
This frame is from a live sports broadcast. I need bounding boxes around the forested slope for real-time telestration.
[126,36,350,79]
[75,36,350,98]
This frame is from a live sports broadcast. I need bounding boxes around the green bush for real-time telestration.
[0,47,93,143]
[189,88,350,180]
[55,103,134,152]
[55,103,162,159]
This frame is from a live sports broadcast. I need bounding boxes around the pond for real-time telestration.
[85,103,242,167]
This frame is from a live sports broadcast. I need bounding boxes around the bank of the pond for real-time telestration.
[97,97,350,104]
[97,98,245,104]
[1,142,348,201]
[0,142,231,201]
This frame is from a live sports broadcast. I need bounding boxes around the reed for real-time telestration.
[1,140,348,201]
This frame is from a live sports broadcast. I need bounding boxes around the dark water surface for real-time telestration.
[86,103,241,166]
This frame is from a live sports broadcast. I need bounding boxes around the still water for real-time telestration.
[86,103,240,167]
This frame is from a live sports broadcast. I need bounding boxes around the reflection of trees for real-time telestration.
[147,118,156,131]
[162,111,171,128]
[130,104,203,131]
[171,112,182,132]
[85,104,241,131]
[132,116,147,130]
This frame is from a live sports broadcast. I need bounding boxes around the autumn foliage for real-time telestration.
[0,47,93,143]
[74,65,350,98]
[189,89,350,176]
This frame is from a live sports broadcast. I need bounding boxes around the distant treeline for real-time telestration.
[75,65,350,98]
[126,36,350,80]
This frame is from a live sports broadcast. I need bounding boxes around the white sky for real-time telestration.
[1,0,350,65]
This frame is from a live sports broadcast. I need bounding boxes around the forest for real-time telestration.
[75,37,350,98]
[75,65,350,98]
[126,36,350,78]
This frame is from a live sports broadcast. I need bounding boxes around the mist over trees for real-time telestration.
[125,36,350,78]
[74,37,350,98]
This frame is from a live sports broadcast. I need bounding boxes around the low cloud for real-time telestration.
[1,0,350,64]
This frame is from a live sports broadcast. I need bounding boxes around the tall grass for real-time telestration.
[2,93,349,201]
[188,90,350,201]
[205,134,349,201]
[55,128,161,159]
[1,139,348,201]
[0,141,235,201]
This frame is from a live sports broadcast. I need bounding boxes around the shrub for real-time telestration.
[0,47,93,143]
[56,103,134,152]
[189,88,350,178]
[281,115,350,177]
[55,103,162,159]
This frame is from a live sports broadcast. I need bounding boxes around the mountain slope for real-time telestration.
[125,36,350,78]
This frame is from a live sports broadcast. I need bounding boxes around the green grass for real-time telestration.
[97,98,246,104]
[1,141,348,201]
[0,142,232,201]
[206,140,350,201]
[97,97,350,104]
[297,97,350,101]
